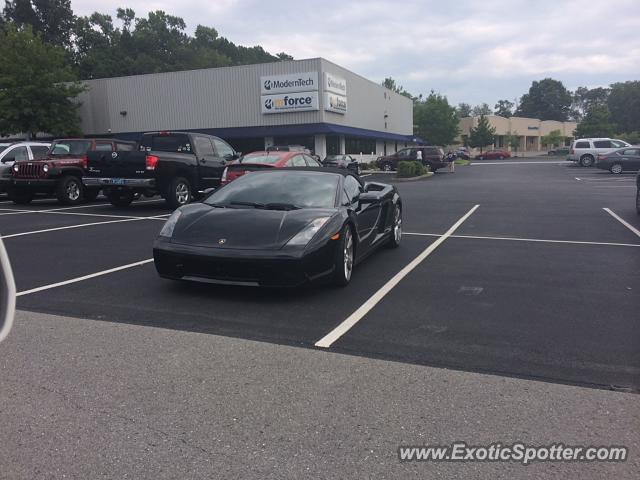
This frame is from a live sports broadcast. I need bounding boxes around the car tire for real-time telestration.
[107,189,134,207]
[579,155,594,167]
[9,189,33,205]
[332,224,354,287]
[166,177,192,209]
[56,175,83,205]
[610,163,623,174]
[479,156,484,160]
[382,163,392,172]
[499,156,504,160]
[386,204,402,249]
[84,188,100,202]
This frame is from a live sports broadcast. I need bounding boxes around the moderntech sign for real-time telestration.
[261,72,319,95]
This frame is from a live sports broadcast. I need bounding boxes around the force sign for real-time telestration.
[261,91,320,114]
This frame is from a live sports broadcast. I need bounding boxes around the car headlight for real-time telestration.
[12,164,18,173]
[159,210,182,238]
[287,217,330,246]
[42,164,49,173]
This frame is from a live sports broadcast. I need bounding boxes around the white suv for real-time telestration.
[568,138,631,167]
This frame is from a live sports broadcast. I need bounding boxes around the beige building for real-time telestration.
[458,115,578,152]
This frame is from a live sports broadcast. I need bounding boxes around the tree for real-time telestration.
[456,102,472,118]
[468,115,496,154]
[0,26,85,138]
[570,86,609,122]
[472,103,492,116]
[607,81,640,133]
[3,0,75,48]
[381,77,413,99]
[494,99,514,117]
[541,129,564,148]
[574,105,614,138]
[516,78,572,121]
[504,131,520,154]
[413,92,460,146]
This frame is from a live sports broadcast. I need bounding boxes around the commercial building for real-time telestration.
[77,58,414,159]
[458,115,578,152]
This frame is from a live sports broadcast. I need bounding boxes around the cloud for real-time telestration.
[70,0,640,105]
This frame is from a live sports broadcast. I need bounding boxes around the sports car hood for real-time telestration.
[171,203,336,250]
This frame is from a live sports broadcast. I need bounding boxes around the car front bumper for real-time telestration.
[153,237,337,287]
[10,178,57,192]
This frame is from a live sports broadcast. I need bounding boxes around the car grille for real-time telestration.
[15,163,44,178]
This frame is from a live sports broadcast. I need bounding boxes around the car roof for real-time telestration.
[3,141,51,146]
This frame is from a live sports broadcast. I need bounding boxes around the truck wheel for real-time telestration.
[9,189,33,205]
[84,188,100,202]
[107,189,134,208]
[382,163,392,172]
[166,177,192,209]
[56,175,83,205]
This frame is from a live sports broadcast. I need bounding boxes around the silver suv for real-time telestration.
[568,138,631,167]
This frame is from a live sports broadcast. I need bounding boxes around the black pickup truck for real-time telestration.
[84,131,239,208]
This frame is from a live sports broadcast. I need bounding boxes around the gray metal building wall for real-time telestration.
[77,58,413,137]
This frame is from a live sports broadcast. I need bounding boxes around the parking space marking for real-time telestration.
[1,215,167,240]
[0,207,168,221]
[314,204,480,349]
[17,259,154,297]
[404,232,640,248]
[603,208,640,239]
[0,198,165,216]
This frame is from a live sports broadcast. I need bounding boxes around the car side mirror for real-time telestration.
[0,238,16,343]
[201,187,216,200]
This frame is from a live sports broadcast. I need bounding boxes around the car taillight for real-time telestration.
[80,155,88,169]
[145,155,159,171]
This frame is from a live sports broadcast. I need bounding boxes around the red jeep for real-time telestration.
[9,138,135,205]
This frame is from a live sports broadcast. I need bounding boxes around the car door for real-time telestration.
[623,149,640,170]
[192,135,221,188]
[343,174,379,248]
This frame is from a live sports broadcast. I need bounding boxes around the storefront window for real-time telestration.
[345,136,376,155]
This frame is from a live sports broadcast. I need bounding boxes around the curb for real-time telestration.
[391,172,434,182]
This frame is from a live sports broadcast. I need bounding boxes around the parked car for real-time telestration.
[567,138,631,167]
[595,148,640,174]
[0,142,51,194]
[8,139,133,205]
[548,146,570,156]
[376,146,446,172]
[322,154,361,175]
[455,148,470,160]
[221,150,322,186]
[153,168,402,287]
[84,131,239,208]
[475,149,511,160]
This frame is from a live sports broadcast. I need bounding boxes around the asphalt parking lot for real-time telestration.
[1,158,638,391]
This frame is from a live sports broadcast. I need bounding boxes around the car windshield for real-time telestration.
[205,171,339,209]
[50,140,92,156]
[240,154,284,164]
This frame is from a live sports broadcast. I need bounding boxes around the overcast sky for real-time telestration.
[72,0,640,107]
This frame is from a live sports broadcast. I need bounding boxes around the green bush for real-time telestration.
[397,161,428,177]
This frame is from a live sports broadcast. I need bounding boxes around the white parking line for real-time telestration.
[17,259,155,297]
[1,215,168,239]
[404,232,640,248]
[0,198,165,216]
[315,204,480,349]
[603,208,640,239]
[0,207,167,221]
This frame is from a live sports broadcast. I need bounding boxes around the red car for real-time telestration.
[475,149,511,160]
[220,151,322,185]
